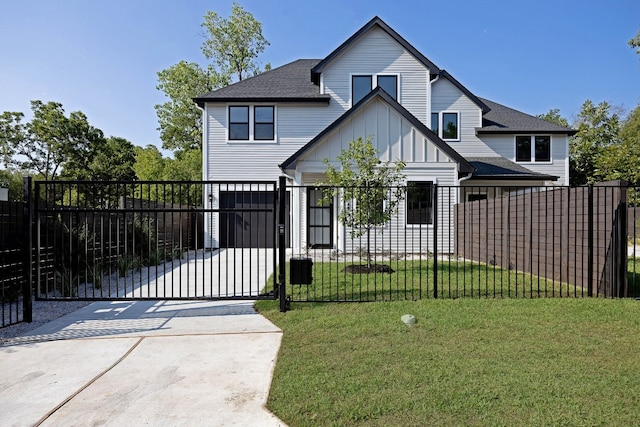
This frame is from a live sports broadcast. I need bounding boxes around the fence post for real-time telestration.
[587,184,594,297]
[278,176,288,312]
[433,184,438,299]
[22,176,33,322]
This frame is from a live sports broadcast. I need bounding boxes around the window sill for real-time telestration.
[227,139,278,144]
[515,160,553,165]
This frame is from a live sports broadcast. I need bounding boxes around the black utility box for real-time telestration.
[290,257,313,284]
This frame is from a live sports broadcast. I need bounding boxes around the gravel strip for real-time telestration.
[1,299,93,344]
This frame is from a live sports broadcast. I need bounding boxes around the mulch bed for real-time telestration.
[342,264,395,274]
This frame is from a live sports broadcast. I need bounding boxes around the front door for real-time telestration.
[307,188,333,248]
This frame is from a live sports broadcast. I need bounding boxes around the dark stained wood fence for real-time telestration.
[455,182,628,297]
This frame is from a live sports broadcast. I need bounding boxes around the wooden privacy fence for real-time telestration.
[455,181,628,297]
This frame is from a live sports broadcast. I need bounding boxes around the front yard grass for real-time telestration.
[256,298,640,426]
[288,258,581,302]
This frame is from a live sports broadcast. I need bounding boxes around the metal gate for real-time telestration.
[31,180,281,302]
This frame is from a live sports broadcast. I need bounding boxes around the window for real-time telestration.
[254,106,274,140]
[467,193,488,202]
[431,113,439,134]
[377,75,397,100]
[229,106,249,140]
[352,74,399,105]
[431,112,459,140]
[516,135,551,162]
[442,112,459,140]
[352,75,372,105]
[228,105,275,141]
[407,181,433,225]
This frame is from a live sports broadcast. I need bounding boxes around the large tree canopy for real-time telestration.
[569,100,621,186]
[155,61,227,154]
[0,101,136,181]
[200,3,270,82]
[155,4,269,156]
[630,29,640,58]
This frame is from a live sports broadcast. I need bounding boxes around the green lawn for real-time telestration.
[288,259,581,302]
[256,298,640,426]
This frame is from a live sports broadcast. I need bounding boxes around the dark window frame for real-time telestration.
[254,106,274,140]
[406,181,434,225]
[229,106,249,141]
[376,74,398,100]
[352,75,373,105]
[515,135,551,163]
[441,112,459,140]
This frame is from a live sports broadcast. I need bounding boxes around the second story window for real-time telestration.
[229,106,249,140]
[377,75,397,99]
[431,112,459,140]
[516,135,551,162]
[352,74,399,106]
[254,106,274,140]
[442,112,459,140]
[352,75,372,105]
[228,105,275,141]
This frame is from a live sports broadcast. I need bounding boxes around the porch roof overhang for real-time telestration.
[466,157,559,181]
[279,87,475,176]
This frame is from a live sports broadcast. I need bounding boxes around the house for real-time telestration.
[194,16,576,252]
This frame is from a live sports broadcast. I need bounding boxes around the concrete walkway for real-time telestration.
[0,300,287,426]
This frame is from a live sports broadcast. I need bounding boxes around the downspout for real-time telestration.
[196,103,213,248]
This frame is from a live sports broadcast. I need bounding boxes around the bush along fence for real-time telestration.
[283,181,638,303]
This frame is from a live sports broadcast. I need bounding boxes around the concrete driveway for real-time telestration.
[0,300,287,426]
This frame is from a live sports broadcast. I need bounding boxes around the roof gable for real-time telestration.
[438,70,490,114]
[280,87,473,175]
[310,16,440,85]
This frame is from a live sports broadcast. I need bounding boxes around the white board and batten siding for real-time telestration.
[321,26,430,123]
[293,98,460,254]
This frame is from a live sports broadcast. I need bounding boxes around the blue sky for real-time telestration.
[1,0,638,151]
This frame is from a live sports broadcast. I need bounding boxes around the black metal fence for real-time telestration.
[31,180,278,302]
[3,178,639,324]
[283,181,638,303]
[0,195,30,327]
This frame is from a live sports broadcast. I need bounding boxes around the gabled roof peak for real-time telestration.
[310,16,440,85]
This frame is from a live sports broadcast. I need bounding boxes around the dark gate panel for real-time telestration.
[32,180,278,301]
[219,189,289,249]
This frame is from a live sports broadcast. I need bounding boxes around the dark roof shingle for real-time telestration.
[194,59,330,107]
[466,157,559,181]
[478,98,576,135]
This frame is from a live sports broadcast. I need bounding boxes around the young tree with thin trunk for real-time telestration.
[320,137,406,269]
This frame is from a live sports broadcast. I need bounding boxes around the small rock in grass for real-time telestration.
[401,314,416,326]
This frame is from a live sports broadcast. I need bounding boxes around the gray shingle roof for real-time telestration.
[193,59,330,107]
[466,157,559,181]
[478,98,576,135]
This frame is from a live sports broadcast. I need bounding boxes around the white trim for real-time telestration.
[440,110,460,141]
